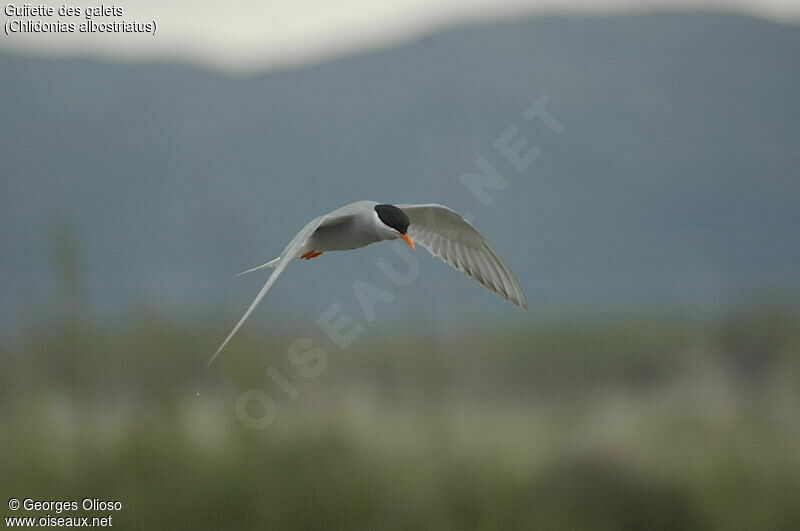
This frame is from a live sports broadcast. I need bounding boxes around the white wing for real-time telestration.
[207,211,353,366]
[397,204,527,310]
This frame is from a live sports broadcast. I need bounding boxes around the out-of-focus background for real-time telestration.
[2,0,800,528]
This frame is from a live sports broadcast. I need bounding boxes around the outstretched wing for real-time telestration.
[397,204,527,310]
[208,212,352,366]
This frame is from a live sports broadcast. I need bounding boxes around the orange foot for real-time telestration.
[300,250,323,260]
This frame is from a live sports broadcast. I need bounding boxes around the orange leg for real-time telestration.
[300,250,323,260]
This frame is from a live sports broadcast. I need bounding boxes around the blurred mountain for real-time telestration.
[2,12,799,328]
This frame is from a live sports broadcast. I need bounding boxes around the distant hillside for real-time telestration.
[2,13,799,328]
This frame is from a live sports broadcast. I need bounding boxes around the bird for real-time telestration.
[208,201,526,365]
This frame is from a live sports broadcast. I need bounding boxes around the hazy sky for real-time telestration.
[2,0,798,71]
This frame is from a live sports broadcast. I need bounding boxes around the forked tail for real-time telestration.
[236,257,279,276]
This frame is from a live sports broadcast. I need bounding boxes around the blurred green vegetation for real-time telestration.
[1,228,799,529]
[3,302,799,529]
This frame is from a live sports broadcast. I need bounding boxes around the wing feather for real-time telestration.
[208,212,353,366]
[397,204,528,309]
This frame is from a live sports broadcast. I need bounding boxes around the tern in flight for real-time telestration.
[208,201,526,365]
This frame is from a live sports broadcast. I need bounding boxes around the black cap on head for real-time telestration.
[374,204,410,234]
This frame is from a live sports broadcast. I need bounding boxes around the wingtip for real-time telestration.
[207,342,228,367]
[206,349,222,367]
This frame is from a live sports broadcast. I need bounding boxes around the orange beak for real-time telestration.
[398,232,415,250]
